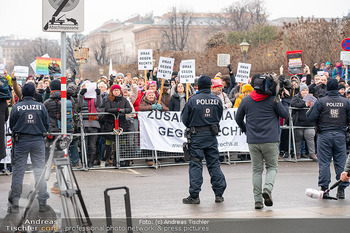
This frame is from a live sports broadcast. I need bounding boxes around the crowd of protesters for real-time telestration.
[1,60,350,171]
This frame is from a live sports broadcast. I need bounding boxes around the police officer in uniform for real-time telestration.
[8,83,50,213]
[181,75,226,204]
[307,78,350,199]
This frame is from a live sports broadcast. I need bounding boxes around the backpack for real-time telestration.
[0,76,12,100]
[56,99,74,130]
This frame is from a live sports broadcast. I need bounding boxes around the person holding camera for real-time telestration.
[306,78,350,199]
[235,74,290,209]
[181,75,226,204]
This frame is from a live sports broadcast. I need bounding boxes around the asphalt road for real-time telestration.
[1,160,350,220]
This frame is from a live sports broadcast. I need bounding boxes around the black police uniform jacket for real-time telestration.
[181,89,223,128]
[10,96,49,135]
[307,90,350,133]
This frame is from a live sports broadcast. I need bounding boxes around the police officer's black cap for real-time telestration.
[326,78,338,91]
[22,83,36,97]
[197,75,212,90]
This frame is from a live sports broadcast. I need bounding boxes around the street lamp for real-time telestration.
[239,39,250,63]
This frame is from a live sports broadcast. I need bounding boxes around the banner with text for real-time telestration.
[138,109,248,153]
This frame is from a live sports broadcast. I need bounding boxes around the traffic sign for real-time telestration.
[42,0,84,32]
[341,38,350,51]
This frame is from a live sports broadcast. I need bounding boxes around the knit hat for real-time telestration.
[327,78,338,91]
[22,83,36,97]
[325,62,331,66]
[290,75,300,83]
[26,75,35,82]
[145,90,155,97]
[242,84,253,93]
[147,81,157,89]
[212,79,223,88]
[338,84,346,90]
[50,79,61,91]
[300,77,306,83]
[198,75,212,90]
[116,73,124,78]
[299,83,308,92]
[111,84,121,92]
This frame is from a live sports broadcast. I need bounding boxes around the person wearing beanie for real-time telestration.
[211,79,232,109]
[26,75,35,83]
[235,73,290,209]
[233,84,253,108]
[291,83,317,161]
[102,83,134,166]
[338,84,346,98]
[139,89,169,112]
[332,61,344,78]
[307,78,350,199]
[8,82,50,213]
[181,75,226,204]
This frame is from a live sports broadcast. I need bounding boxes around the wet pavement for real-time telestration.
[1,160,350,220]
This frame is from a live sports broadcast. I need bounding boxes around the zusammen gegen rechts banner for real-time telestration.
[138,109,248,152]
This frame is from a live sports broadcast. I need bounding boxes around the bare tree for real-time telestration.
[66,33,86,70]
[90,36,109,66]
[219,0,267,32]
[162,7,193,51]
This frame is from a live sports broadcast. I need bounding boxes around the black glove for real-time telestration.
[118,109,126,115]
[95,89,101,95]
[227,64,232,72]
[45,86,51,93]
[37,75,44,82]
[80,88,87,95]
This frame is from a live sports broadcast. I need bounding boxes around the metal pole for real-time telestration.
[346,65,349,82]
[243,52,246,63]
[61,32,67,135]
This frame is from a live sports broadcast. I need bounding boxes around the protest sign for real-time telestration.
[179,60,195,83]
[157,57,174,80]
[286,50,303,75]
[138,49,153,70]
[14,66,29,77]
[236,63,251,84]
[217,54,230,67]
[85,82,97,99]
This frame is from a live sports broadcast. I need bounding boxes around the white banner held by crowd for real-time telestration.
[138,49,153,70]
[217,54,230,67]
[14,66,29,77]
[236,63,251,84]
[138,109,248,153]
[157,57,174,80]
[179,60,196,83]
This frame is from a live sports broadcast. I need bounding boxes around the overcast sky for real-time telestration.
[0,0,348,40]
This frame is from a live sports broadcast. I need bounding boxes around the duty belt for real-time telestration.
[193,125,211,133]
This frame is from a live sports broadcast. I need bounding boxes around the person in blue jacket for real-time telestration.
[235,74,290,209]
[181,75,226,204]
[8,83,50,213]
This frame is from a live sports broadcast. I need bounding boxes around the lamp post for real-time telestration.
[239,39,250,63]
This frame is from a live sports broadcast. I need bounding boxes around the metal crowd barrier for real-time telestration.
[1,107,315,175]
[280,107,315,162]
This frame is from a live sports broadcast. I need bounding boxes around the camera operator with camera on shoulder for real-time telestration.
[235,73,290,210]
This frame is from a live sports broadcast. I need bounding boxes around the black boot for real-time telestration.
[321,186,329,198]
[337,187,345,199]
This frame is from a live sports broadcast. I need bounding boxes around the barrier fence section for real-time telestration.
[1,107,315,175]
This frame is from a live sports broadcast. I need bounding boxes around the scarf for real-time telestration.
[178,93,186,111]
[85,97,97,121]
